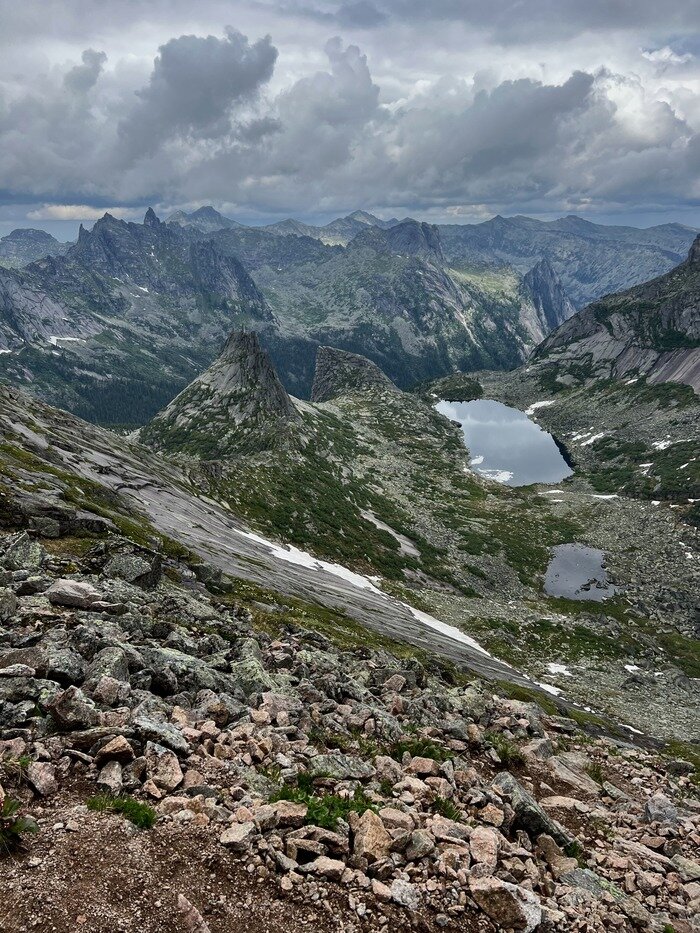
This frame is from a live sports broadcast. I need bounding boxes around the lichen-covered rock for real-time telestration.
[47,685,99,730]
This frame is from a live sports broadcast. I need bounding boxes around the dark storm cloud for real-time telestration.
[117,28,278,160]
[367,0,700,41]
[0,0,698,224]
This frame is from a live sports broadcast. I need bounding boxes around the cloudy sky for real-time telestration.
[1,0,699,238]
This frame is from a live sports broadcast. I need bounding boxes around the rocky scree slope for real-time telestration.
[532,235,700,394]
[139,344,699,740]
[1,510,700,932]
[0,382,535,688]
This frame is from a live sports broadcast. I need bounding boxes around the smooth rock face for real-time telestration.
[534,234,700,393]
[469,876,542,932]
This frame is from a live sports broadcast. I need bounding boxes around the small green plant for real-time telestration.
[486,733,525,769]
[0,797,38,854]
[86,794,157,829]
[269,775,377,830]
[564,840,586,867]
[378,778,395,798]
[1,755,32,785]
[585,762,606,785]
[430,796,462,821]
[389,737,452,764]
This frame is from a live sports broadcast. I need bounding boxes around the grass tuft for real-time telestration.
[86,794,157,829]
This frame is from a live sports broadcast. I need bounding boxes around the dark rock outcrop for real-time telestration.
[311,346,401,403]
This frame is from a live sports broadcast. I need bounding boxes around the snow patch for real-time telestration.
[580,432,606,447]
[48,335,86,347]
[477,468,514,483]
[470,455,485,466]
[546,663,573,677]
[535,681,562,696]
[525,400,555,416]
[234,528,497,660]
[620,723,644,735]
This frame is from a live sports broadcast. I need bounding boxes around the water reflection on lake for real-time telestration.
[435,399,573,487]
[545,543,618,602]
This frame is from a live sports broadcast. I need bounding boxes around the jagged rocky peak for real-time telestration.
[143,207,162,228]
[311,346,400,403]
[140,330,301,458]
[688,234,700,264]
[524,257,576,330]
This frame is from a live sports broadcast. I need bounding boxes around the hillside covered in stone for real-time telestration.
[137,343,699,743]
[1,377,700,933]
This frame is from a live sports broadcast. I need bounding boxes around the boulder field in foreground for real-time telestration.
[1,527,699,932]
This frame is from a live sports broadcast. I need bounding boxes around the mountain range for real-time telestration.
[0,204,697,427]
[0,209,575,423]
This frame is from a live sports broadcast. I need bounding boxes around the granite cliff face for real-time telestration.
[139,330,301,458]
[533,235,700,393]
[523,258,577,331]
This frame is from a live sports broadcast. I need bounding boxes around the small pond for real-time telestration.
[435,398,573,487]
[545,543,618,602]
